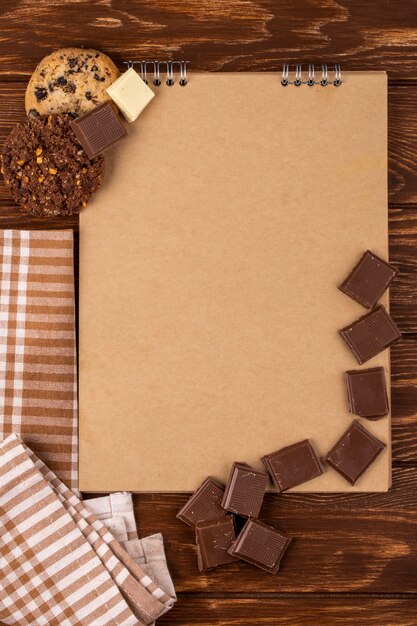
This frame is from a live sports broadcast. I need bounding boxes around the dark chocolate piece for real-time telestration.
[70,101,127,159]
[195,517,239,571]
[228,518,292,574]
[176,477,226,527]
[339,250,398,309]
[323,420,386,485]
[261,439,323,492]
[339,305,401,364]
[221,462,268,518]
[345,367,389,419]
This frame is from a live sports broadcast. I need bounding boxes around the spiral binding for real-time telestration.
[123,60,190,86]
[281,64,342,86]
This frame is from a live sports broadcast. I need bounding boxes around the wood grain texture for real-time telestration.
[391,339,417,462]
[1,1,417,77]
[1,3,417,623]
[157,597,417,625]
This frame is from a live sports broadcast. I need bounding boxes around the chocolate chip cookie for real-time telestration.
[25,47,119,118]
[1,114,104,216]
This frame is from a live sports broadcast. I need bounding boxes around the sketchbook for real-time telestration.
[79,67,390,492]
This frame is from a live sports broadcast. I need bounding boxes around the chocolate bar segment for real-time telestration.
[262,439,323,492]
[228,518,292,574]
[323,420,386,485]
[70,101,127,159]
[339,305,401,364]
[221,462,268,518]
[346,367,389,419]
[176,477,225,527]
[195,516,239,571]
[339,250,398,309]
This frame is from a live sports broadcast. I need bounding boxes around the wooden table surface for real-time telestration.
[1,2,417,624]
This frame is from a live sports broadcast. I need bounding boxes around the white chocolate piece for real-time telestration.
[106,67,155,123]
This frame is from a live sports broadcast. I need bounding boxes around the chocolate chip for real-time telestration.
[28,109,40,118]
[68,57,77,68]
[63,82,76,94]
[91,64,98,72]
[40,69,46,78]
[35,87,48,101]
[48,82,54,92]
[85,91,93,100]
[57,76,67,87]
[94,73,101,81]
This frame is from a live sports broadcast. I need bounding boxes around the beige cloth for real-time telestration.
[0,434,175,625]
[83,492,139,541]
[84,494,176,601]
[0,230,78,491]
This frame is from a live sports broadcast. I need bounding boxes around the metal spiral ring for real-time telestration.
[320,64,328,86]
[307,64,315,86]
[334,63,342,86]
[281,63,290,86]
[122,60,190,86]
[281,63,342,86]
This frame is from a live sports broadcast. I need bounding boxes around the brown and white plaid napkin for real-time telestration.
[0,230,77,490]
[0,433,175,625]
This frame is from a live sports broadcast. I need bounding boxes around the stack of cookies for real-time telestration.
[1,48,154,217]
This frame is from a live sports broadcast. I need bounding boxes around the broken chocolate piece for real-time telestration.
[228,518,292,574]
[262,439,323,492]
[221,462,268,518]
[339,305,401,364]
[70,101,127,159]
[195,517,239,571]
[339,250,398,309]
[176,477,226,527]
[323,420,386,485]
[345,367,389,419]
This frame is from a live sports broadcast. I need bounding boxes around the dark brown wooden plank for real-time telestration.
[0,83,416,205]
[158,597,417,625]
[389,86,417,204]
[389,206,417,331]
[133,465,417,594]
[1,1,417,77]
[391,339,417,462]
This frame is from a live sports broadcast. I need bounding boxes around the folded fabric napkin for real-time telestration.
[84,493,176,602]
[0,434,175,625]
[0,230,77,491]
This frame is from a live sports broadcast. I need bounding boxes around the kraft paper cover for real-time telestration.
[79,72,390,492]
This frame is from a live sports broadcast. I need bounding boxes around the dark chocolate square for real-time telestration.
[345,367,389,419]
[339,250,398,309]
[176,477,225,527]
[71,102,127,159]
[339,305,401,364]
[228,518,292,574]
[195,516,239,571]
[323,420,386,485]
[221,462,268,518]
[261,439,323,492]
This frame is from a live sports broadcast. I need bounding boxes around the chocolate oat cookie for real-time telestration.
[1,114,104,216]
[25,48,119,118]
